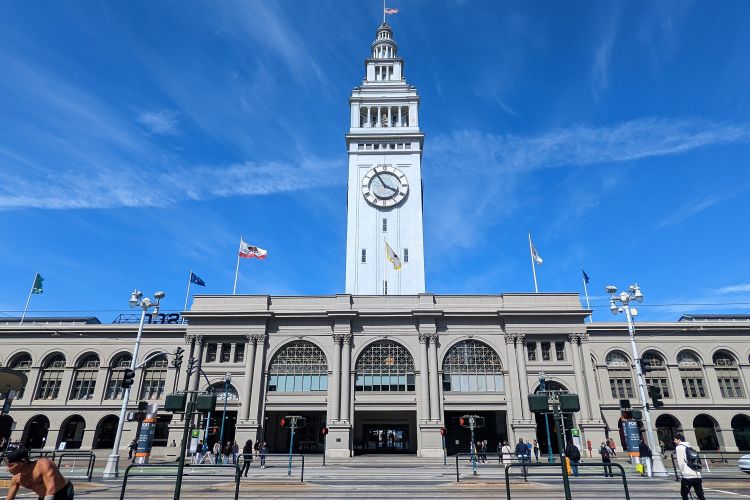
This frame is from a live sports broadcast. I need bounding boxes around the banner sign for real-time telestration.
[134,403,160,463]
[623,420,641,456]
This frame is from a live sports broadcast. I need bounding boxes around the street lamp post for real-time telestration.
[538,372,554,463]
[218,372,231,461]
[607,283,667,477]
[102,290,165,479]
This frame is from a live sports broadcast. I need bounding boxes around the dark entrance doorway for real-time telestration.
[533,381,574,455]
[22,415,50,449]
[363,425,410,453]
[57,415,85,450]
[199,410,237,451]
[0,415,13,443]
[656,414,682,451]
[444,410,507,456]
[93,415,118,449]
[264,411,326,454]
[732,414,750,451]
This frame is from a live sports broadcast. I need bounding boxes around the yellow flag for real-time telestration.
[385,241,402,270]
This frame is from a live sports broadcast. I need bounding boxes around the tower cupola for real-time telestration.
[371,23,398,59]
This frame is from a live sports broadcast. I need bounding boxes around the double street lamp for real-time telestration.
[606,283,667,477]
[102,289,165,479]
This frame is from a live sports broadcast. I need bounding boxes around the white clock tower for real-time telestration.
[345,22,426,295]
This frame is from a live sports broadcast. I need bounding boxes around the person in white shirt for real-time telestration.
[673,434,705,500]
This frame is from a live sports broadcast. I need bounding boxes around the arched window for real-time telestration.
[642,351,671,398]
[355,340,414,392]
[208,382,239,401]
[678,351,706,398]
[606,351,634,399]
[36,354,66,400]
[139,354,168,400]
[714,351,744,398]
[268,341,328,393]
[70,354,100,400]
[442,340,503,392]
[9,353,32,399]
[105,353,132,399]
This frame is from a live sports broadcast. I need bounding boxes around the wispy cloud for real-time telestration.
[656,184,750,228]
[715,284,750,294]
[137,110,179,135]
[427,118,750,176]
[590,5,623,100]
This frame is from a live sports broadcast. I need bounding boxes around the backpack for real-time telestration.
[682,445,702,471]
[599,446,610,459]
[571,447,581,462]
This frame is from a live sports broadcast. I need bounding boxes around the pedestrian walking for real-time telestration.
[515,438,529,475]
[638,438,653,477]
[213,441,221,464]
[599,441,613,477]
[232,441,239,465]
[127,439,137,461]
[499,441,512,465]
[479,440,487,463]
[259,442,268,469]
[674,434,705,500]
[222,442,232,464]
[608,438,617,457]
[565,440,581,477]
[587,439,593,458]
[241,439,253,477]
[532,440,539,462]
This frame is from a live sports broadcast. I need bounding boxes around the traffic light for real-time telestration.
[172,347,184,368]
[440,427,447,437]
[122,369,136,388]
[321,427,329,436]
[458,417,465,427]
[639,358,653,374]
[281,418,287,428]
[648,385,664,408]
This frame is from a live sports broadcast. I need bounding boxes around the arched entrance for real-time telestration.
[0,415,13,442]
[693,414,720,450]
[655,414,682,451]
[93,415,118,449]
[22,415,50,449]
[534,381,573,455]
[57,415,85,450]
[732,414,750,451]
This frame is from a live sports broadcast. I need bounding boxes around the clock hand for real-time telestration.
[376,172,388,189]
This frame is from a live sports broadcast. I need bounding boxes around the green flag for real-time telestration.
[32,273,44,294]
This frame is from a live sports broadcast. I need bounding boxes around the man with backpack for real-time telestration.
[599,441,613,477]
[674,434,705,500]
[565,440,581,477]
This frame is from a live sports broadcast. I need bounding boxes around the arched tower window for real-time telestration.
[713,351,744,398]
[268,341,328,392]
[606,351,634,399]
[105,353,132,399]
[642,351,671,398]
[36,353,66,400]
[677,351,706,398]
[9,353,32,399]
[139,354,168,400]
[442,340,503,392]
[70,354,100,400]
[355,340,414,392]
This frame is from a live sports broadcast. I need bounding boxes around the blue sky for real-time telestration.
[1,0,749,322]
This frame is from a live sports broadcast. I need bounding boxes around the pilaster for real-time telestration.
[428,333,441,424]
[418,333,431,422]
[340,334,353,424]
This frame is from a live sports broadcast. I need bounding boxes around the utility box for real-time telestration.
[559,394,581,412]
[195,393,217,412]
[164,393,187,412]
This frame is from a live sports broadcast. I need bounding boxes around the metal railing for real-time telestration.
[454,452,533,482]
[669,450,749,481]
[119,463,241,500]
[56,451,96,482]
[237,453,306,482]
[503,461,630,500]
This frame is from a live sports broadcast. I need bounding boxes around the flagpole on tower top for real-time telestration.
[233,236,242,295]
[20,271,39,325]
[528,234,539,293]
[183,269,192,313]
[383,0,386,23]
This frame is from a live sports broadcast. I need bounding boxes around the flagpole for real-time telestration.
[528,234,539,293]
[383,0,386,23]
[183,270,192,313]
[233,236,242,295]
[582,273,592,323]
[20,272,38,324]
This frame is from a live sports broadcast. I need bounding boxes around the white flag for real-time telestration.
[530,239,543,264]
[385,241,402,270]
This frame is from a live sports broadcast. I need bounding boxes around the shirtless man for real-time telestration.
[5,447,74,500]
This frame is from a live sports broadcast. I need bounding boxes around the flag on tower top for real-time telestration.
[582,269,590,284]
[190,272,206,287]
[384,7,399,14]
[239,240,268,260]
[385,241,402,270]
[32,272,44,294]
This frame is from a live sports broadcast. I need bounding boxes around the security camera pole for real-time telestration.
[102,290,165,479]
[607,284,667,476]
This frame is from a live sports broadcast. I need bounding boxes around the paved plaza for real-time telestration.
[3,456,750,499]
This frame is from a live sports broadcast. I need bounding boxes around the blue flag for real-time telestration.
[190,272,206,287]
[582,269,590,284]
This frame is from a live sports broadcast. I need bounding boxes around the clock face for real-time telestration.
[362,164,409,207]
